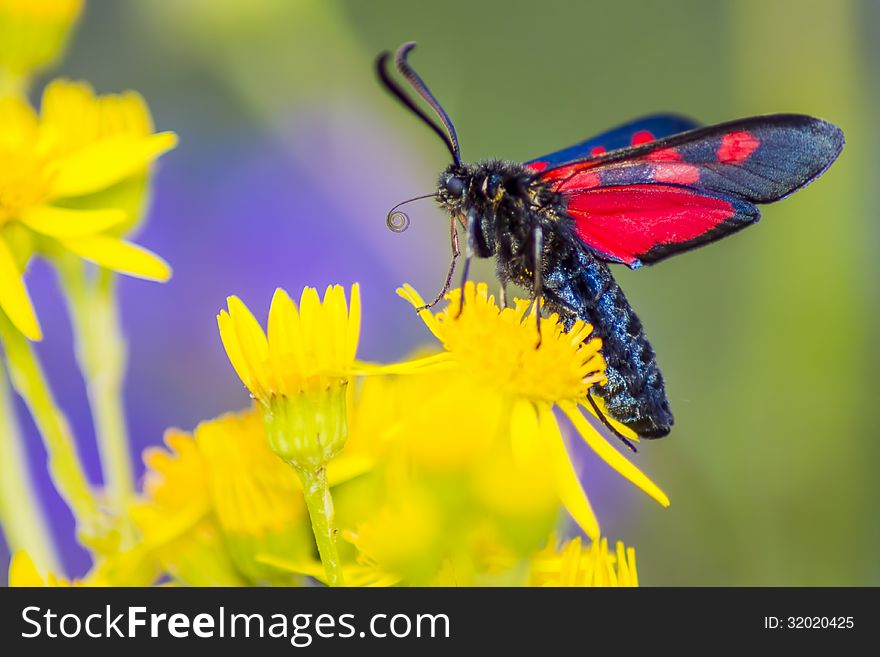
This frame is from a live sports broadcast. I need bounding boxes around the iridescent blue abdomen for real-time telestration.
[541,244,673,438]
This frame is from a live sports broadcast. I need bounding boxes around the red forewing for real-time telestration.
[566,184,760,267]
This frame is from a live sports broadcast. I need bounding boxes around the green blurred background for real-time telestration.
[20,0,879,585]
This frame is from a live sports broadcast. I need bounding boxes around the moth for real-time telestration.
[378,42,844,443]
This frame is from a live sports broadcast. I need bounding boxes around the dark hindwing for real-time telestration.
[526,113,700,172]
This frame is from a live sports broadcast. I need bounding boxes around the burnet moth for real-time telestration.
[378,42,844,444]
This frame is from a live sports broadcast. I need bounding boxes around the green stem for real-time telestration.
[0,313,104,547]
[0,362,61,574]
[57,261,135,545]
[295,465,345,587]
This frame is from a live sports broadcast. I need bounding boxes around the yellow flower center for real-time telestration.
[400,282,606,405]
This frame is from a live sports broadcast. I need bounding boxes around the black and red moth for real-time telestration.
[378,42,844,442]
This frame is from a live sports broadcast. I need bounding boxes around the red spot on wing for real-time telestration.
[527,161,549,172]
[645,147,683,162]
[652,163,700,185]
[630,130,657,146]
[631,130,655,145]
[717,131,760,164]
[589,145,606,156]
[567,184,736,264]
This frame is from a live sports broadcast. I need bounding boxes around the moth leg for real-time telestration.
[586,392,637,453]
[498,283,508,309]
[417,217,461,312]
[455,210,476,319]
[532,224,544,349]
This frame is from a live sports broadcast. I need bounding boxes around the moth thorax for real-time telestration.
[481,172,504,201]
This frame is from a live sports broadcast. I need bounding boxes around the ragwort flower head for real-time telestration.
[6,549,143,587]
[0,0,83,93]
[8,550,75,586]
[218,284,360,469]
[529,536,638,587]
[0,80,176,339]
[419,283,606,404]
[395,282,669,540]
[135,408,307,585]
[133,405,371,585]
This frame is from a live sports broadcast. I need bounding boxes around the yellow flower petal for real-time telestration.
[538,405,600,539]
[354,352,456,376]
[41,80,153,149]
[266,288,296,391]
[559,400,669,507]
[50,132,177,197]
[225,296,271,400]
[60,235,171,281]
[510,399,540,467]
[580,396,639,443]
[0,235,41,340]
[0,96,38,142]
[346,283,361,363]
[18,205,127,238]
[326,453,374,486]
[217,310,258,398]
[396,284,443,340]
[8,551,45,587]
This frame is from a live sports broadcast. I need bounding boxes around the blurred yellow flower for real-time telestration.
[8,550,73,586]
[529,536,638,587]
[393,282,669,540]
[347,483,446,584]
[132,406,371,585]
[0,0,83,95]
[7,549,152,587]
[0,80,176,339]
[312,371,557,586]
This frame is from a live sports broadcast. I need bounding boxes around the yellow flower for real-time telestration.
[132,424,249,585]
[0,80,176,340]
[218,285,360,402]
[218,284,360,468]
[218,284,362,586]
[8,550,73,586]
[394,282,669,540]
[0,0,83,94]
[346,483,446,585]
[529,536,639,587]
[322,370,562,586]
[6,549,144,586]
[133,406,371,585]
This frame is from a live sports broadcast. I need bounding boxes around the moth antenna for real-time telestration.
[385,193,438,233]
[394,42,461,164]
[376,51,458,163]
